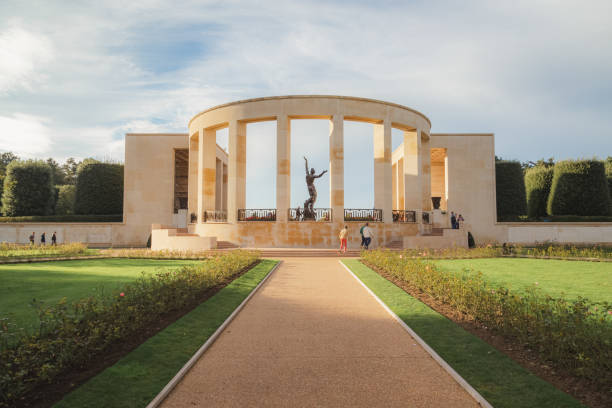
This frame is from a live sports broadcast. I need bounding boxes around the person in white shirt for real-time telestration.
[362,222,374,250]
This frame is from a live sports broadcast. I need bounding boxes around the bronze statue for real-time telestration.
[303,156,327,219]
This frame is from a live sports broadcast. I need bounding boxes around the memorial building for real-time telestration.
[123,95,499,250]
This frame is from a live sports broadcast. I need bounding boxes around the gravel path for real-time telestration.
[160,258,479,407]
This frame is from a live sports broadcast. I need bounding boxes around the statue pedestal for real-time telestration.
[432,209,450,229]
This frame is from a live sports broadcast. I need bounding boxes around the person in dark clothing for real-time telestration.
[51,232,57,246]
[29,232,35,245]
[450,212,457,229]
[40,232,46,245]
[359,223,367,248]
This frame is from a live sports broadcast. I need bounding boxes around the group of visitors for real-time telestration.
[338,222,374,253]
[28,231,57,246]
[450,212,464,229]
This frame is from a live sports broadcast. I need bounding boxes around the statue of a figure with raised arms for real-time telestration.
[303,156,327,220]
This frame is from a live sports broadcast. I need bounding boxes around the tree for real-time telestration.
[0,152,19,202]
[61,157,80,185]
[1,160,55,216]
[46,158,67,185]
[55,185,76,215]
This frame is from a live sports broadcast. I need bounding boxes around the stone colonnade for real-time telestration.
[188,96,432,230]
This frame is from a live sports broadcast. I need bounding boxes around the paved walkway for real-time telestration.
[161,258,478,407]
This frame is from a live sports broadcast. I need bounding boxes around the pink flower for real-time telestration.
[120,292,125,297]
[534,282,539,285]
[491,290,495,294]
[607,311,612,315]
[399,255,403,259]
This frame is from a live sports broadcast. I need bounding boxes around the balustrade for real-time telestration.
[344,209,383,222]
[288,208,332,222]
[203,210,227,222]
[392,210,416,223]
[237,209,277,222]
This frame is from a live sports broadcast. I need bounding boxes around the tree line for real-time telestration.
[0,152,123,217]
[496,156,612,220]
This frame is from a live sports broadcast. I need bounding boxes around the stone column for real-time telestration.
[403,129,421,210]
[228,120,246,223]
[420,132,432,210]
[373,119,393,223]
[276,115,290,222]
[398,157,405,210]
[188,133,198,222]
[222,163,228,212]
[392,162,397,210]
[215,158,223,211]
[329,115,344,222]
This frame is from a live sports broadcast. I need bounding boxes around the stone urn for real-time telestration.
[431,196,441,210]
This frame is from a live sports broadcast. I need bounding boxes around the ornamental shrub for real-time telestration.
[1,160,55,216]
[54,185,76,215]
[524,166,554,218]
[495,161,526,219]
[547,160,611,216]
[74,162,124,215]
[0,250,259,406]
[362,249,612,387]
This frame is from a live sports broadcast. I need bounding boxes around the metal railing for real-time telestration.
[344,209,383,222]
[392,210,416,223]
[288,208,332,222]
[203,210,227,222]
[237,209,277,222]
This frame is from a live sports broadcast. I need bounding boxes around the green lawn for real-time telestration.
[343,259,583,408]
[55,259,278,408]
[0,258,199,330]
[434,258,612,302]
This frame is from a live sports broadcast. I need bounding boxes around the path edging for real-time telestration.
[339,260,493,408]
[145,260,282,408]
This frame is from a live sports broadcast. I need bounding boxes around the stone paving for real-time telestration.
[160,258,479,407]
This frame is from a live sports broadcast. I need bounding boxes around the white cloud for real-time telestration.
[0,113,52,156]
[0,22,53,94]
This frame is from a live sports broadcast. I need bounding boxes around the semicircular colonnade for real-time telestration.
[187,95,434,248]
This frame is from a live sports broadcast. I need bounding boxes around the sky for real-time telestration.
[0,0,611,208]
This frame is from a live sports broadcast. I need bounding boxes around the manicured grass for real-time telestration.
[433,258,612,302]
[54,259,278,408]
[342,259,583,408]
[0,258,199,330]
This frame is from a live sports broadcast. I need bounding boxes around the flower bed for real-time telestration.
[361,249,612,389]
[0,250,259,406]
[513,244,612,259]
[0,242,90,259]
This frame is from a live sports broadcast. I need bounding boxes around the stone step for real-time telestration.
[217,241,239,249]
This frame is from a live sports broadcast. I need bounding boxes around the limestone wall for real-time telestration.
[0,223,124,247]
[497,223,612,245]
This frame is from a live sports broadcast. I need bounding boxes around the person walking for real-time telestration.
[29,232,35,245]
[51,231,57,246]
[338,225,348,254]
[457,214,465,229]
[362,222,374,250]
[40,232,46,245]
[450,212,457,229]
[359,223,367,248]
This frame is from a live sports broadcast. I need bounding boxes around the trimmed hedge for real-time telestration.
[74,162,124,215]
[1,160,54,216]
[525,166,554,218]
[606,158,612,206]
[495,161,527,218]
[0,214,122,223]
[55,185,76,215]
[547,160,611,216]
